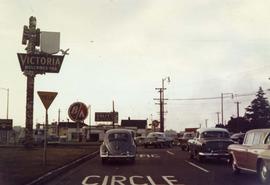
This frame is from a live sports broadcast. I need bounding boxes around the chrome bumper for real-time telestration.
[199,152,230,157]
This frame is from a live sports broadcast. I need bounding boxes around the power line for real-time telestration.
[168,92,256,101]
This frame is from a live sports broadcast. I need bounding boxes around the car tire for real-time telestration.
[232,160,240,175]
[258,160,270,184]
[198,155,205,163]
[101,158,108,164]
[189,150,194,159]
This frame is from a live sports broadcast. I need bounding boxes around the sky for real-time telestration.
[1,0,270,131]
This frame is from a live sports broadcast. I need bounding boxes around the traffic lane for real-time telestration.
[46,147,213,185]
[45,146,258,185]
[171,148,259,185]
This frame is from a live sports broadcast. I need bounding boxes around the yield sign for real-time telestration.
[37,91,58,110]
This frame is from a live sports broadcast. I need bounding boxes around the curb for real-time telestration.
[25,150,99,185]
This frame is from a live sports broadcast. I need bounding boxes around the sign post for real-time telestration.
[68,102,88,142]
[19,17,66,148]
[37,91,57,165]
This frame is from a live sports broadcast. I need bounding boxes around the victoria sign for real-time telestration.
[17,53,64,73]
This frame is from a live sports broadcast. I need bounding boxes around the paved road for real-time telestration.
[46,147,260,185]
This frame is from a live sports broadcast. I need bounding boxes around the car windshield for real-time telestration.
[201,131,229,138]
[108,133,130,142]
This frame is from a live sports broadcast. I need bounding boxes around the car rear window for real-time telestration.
[108,133,129,142]
[201,131,229,138]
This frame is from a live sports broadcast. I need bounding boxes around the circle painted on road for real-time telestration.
[68,102,88,122]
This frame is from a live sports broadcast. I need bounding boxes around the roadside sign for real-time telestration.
[68,102,88,122]
[0,119,13,130]
[37,91,58,110]
[95,112,118,123]
[17,53,64,73]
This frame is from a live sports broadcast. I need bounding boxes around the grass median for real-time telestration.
[0,145,99,185]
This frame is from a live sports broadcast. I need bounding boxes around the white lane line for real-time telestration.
[185,160,210,173]
[166,150,175,155]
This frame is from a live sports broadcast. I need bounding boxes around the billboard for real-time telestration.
[0,119,13,130]
[95,112,118,123]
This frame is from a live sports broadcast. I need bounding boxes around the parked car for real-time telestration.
[144,132,173,148]
[134,136,146,146]
[100,129,136,164]
[189,128,233,162]
[228,129,270,184]
[179,132,195,151]
[230,132,245,144]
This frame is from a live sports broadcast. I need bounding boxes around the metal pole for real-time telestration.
[112,101,115,129]
[221,93,224,125]
[43,109,48,165]
[216,112,220,125]
[6,88,9,119]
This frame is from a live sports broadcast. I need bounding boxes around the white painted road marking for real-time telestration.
[166,151,175,155]
[185,160,210,173]
[137,154,160,158]
[82,175,185,185]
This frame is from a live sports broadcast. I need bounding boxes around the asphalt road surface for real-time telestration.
[46,147,260,185]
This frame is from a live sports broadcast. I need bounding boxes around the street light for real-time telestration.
[221,93,234,125]
[0,87,9,119]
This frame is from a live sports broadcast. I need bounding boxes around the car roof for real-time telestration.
[105,129,133,135]
[196,128,229,133]
[246,129,270,134]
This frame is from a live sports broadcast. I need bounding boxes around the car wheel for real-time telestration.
[198,155,205,163]
[189,150,194,159]
[258,160,270,184]
[101,158,108,164]
[232,160,240,175]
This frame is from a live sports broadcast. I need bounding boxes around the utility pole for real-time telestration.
[205,119,208,128]
[235,101,241,118]
[112,101,115,129]
[216,112,220,125]
[221,93,234,125]
[154,77,170,132]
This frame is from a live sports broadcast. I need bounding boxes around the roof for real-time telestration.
[105,128,133,135]
[197,127,229,133]
[121,119,147,129]
[58,122,88,128]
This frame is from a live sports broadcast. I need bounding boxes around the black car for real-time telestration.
[189,128,234,162]
[230,132,245,144]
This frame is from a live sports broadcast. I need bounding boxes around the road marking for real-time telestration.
[166,150,175,155]
[137,154,160,158]
[185,160,210,173]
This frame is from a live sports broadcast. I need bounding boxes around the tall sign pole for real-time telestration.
[19,17,66,148]
[22,16,40,147]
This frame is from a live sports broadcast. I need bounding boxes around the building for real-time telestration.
[121,118,147,137]
[0,119,13,144]
[58,121,88,142]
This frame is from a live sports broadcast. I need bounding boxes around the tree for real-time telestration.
[226,117,251,133]
[245,87,270,129]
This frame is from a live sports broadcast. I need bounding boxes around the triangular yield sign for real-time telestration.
[37,91,58,110]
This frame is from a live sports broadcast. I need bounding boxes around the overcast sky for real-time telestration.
[1,0,270,131]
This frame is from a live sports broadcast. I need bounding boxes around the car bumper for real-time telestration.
[100,154,136,158]
[199,152,231,158]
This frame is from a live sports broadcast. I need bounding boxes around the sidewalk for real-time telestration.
[0,145,99,185]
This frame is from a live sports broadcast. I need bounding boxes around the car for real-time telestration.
[179,132,195,151]
[228,129,270,184]
[188,128,233,162]
[230,132,245,144]
[144,132,173,148]
[134,136,146,146]
[100,129,136,164]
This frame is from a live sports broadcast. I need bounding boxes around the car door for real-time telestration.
[233,132,254,169]
[246,131,266,171]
